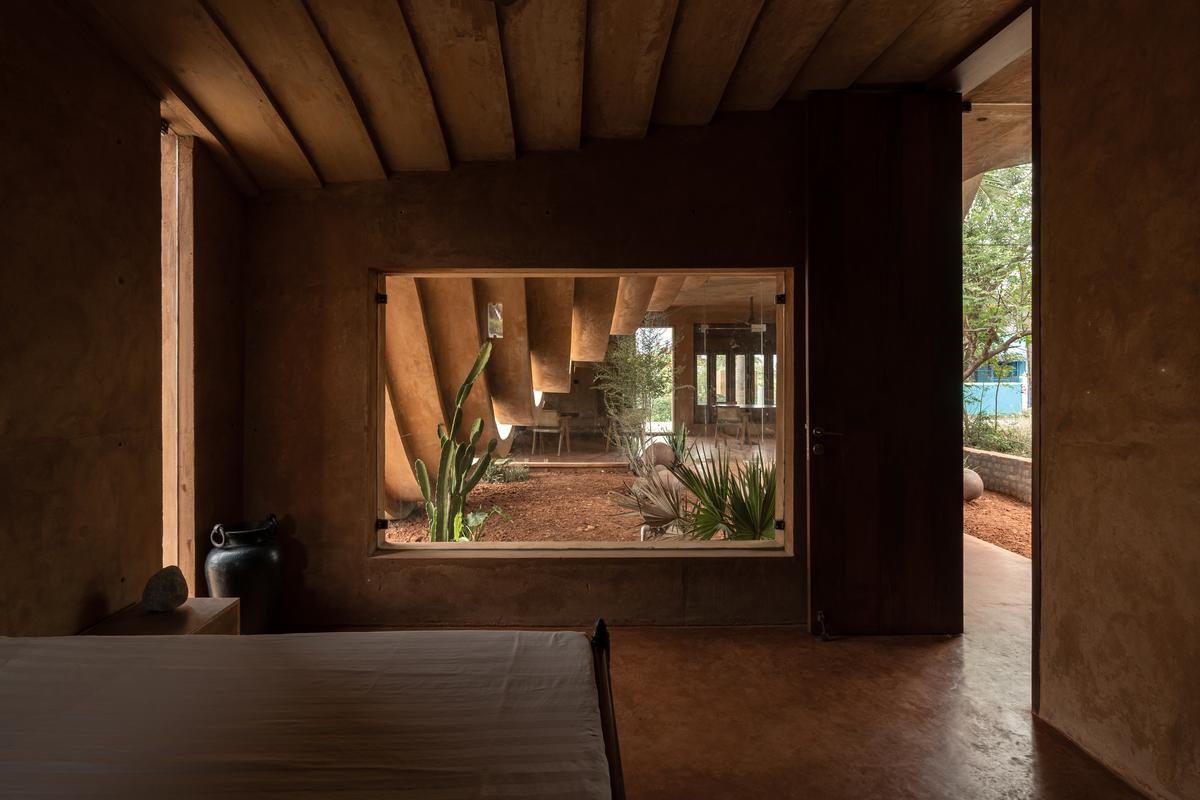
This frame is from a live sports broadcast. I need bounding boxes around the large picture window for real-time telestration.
[375,269,792,552]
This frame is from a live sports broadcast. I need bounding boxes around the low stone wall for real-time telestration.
[964,447,1032,504]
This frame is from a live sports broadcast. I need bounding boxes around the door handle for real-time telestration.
[811,426,844,438]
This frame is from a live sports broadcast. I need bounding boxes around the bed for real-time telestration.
[0,620,624,799]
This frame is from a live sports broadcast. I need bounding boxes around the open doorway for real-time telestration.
[639,327,674,434]
[961,164,1033,559]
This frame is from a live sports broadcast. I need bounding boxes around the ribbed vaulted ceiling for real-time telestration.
[82,0,1032,196]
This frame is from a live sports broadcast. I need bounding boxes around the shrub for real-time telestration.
[965,415,1032,457]
[670,447,777,541]
[483,457,529,483]
[662,426,690,467]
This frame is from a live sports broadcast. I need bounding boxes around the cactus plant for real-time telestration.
[413,342,499,542]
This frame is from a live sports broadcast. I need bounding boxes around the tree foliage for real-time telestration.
[592,328,674,439]
[963,165,1032,381]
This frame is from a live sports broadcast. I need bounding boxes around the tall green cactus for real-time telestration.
[413,342,499,542]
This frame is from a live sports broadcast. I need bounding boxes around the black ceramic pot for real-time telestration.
[205,514,282,634]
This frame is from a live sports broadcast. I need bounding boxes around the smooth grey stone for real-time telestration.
[964,468,985,502]
[142,565,188,612]
[644,441,675,468]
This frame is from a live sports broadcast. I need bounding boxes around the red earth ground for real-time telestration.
[964,490,1032,557]
[387,469,1033,558]
[386,468,638,543]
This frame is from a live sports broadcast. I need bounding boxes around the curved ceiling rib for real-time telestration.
[526,278,575,395]
[83,0,1030,193]
[94,0,319,190]
[788,0,931,94]
[305,0,450,173]
[400,0,515,162]
[382,277,447,468]
[416,277,511,455]
[204,0,385,184]
[652,0,765,126]
[473,278,535,426]
[584,0,680,139]
[721,0,846,111]
[611,277,658,335]
[78,1,259,195]
[497,0,586,151]
[382,382,424,509]
[570,278,621,363]
[647,276,687,312]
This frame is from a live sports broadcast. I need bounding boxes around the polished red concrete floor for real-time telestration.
[610,536,1141,799]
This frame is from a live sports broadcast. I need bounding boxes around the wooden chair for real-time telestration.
[603,417,635,452]
[714,406,746,445]
[530,408,565,456]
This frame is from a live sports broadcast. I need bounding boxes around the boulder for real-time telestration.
[963,468,985,502]
[644,441,675,468]
[142,565,188,612]
[654,465,683,492]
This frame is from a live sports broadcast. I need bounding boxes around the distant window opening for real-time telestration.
[640,327,674,434]
[487,302,503,338]
[695,354,708,406]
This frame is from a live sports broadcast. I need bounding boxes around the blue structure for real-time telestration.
[964,355,1029,416]
[964,382,1025,416]
[970,358,1027,384]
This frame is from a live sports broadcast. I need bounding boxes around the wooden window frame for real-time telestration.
[161,132,196,584]
[371,267,797,559]
[691,323,778,424]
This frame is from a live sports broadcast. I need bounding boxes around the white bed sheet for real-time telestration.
[0,630,611,799]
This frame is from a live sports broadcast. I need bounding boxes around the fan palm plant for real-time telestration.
[670,447,776,540]
[670,446,732,539]
[610,464,688,536]
[727,454,776,540]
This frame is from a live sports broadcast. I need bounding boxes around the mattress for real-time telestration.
[0,630,612,799]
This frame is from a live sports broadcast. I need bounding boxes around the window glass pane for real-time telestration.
[378,269,788,548]
[734,354,747,405]
[754,354,765,405]
[640,327,673,431]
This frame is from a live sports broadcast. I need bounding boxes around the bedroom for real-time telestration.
[1,2,1196,798]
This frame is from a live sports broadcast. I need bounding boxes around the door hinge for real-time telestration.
[775,293,786,305]
[375,292,388,304]
[375,518,389,530]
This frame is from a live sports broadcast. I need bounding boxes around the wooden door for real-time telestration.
[806,92,963,635]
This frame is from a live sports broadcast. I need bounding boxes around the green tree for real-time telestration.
[963,165,1032,381]
[593,328,674,440]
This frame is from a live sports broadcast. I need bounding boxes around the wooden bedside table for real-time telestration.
[81,597,240,635]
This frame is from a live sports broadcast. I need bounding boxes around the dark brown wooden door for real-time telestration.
[806,92,963,635]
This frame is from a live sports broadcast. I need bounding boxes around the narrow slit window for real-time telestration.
[754,354,766,405]
[713,354,727,404]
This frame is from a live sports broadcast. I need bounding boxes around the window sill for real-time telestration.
[371,539,791,559]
